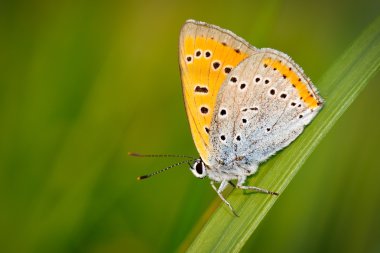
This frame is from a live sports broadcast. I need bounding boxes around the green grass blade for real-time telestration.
[185,15,380,253]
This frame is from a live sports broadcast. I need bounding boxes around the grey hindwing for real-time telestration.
[209,49,322,171]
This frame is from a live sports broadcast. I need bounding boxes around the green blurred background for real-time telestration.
[1,0,380,252]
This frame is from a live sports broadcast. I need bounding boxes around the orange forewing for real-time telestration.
[179,21,255,163]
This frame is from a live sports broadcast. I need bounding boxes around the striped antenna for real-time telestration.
[136,159,196,180]
[128,152,195,159]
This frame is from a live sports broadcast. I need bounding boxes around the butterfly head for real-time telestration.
[190,159,207,179]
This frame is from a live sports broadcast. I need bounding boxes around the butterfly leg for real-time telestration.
[210,180,239,217]
[236,176,279,195]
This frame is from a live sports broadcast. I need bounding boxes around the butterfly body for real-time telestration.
[178,19,324,215]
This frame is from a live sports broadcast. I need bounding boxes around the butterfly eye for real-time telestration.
[190,159,207,178]
[196,162,203,174]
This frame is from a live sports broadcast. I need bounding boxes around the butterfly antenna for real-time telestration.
[128,152,195,159]
[137,159,196,180]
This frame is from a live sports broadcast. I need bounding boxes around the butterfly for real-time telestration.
[132,19,323,216]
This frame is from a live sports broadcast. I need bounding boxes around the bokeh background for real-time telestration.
[1,0,380,252]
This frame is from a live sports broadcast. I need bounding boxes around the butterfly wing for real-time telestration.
[209,48,323,171]
[179,20,257,163]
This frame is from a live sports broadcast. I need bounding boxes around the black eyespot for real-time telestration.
[195,162,203,174]
[291,102,296,106]
[205,127,210,134]
[200,107,208,114]
[230,77,237,83]
[255,77,260,82]
[205,51,211,58]
[266,128,271,132]
[186,56,192,62]
[270,89,275,95]
[220,135,226,141]
[299,115,303,118]
[280,93,287,99]
[240,83,246,89]
[224,67,232,74]
[236,135,241,141]
[220,109,227,116]
[265,79,269,84]
[195,86,209,93]
[195,50,201,57]
[264,63,268,68]
[213,61,220,69]
[242,118,247,123]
